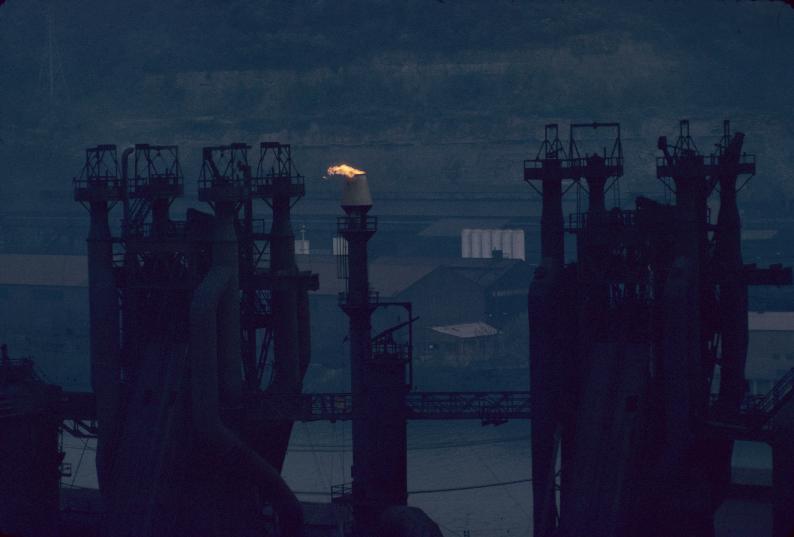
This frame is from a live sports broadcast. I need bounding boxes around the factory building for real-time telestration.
[746,312,794,395]
[298,255,531,375]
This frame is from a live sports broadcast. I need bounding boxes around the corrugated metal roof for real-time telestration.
[418,218,509,237]
[430,322,499,339]
[0,254,88,287]
[748,311,794,331]
[298,255,437,297]
[742,229,778,241]
[445,258,527,288]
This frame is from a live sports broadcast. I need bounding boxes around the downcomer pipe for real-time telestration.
[189,266,303,537]
[87,195,121,494]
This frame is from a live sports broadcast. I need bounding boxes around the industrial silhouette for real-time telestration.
[1,121,793,536]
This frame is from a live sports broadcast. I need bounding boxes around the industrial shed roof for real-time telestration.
[748,311,794,332]
[298,255,437,297]
[430,322,499,339]
[742,229,778,241]
[0,254,88,287]
[443,258,530,288]
[418,218,510,237]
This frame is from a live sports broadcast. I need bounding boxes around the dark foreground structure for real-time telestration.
[2,121,793,537]
[526,121,794,537]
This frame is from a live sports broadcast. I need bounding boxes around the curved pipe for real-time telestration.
[190,266,303,536]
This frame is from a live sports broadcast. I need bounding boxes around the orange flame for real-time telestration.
[326,164,366,180]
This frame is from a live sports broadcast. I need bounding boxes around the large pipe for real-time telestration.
[297,288,312,381]
[212,201,242,406]
[714,133,749,411]
[189,266,303,537]
[268,178,301,392]
[260,175,304,472]
[87,197,121,494]
[528,260,563,537]
[337,173,378,535]
[710,132,749,512]
[346,207,373,528]
[540,170,564,265]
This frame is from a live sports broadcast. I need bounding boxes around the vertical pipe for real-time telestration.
[714,134,749,411]
[269,180,300,393]
[586,176,607,215]
[461,228,472,258]
[540,173,564,265]
[241,195,258,390]
[87,200,121,494]
[529,261,562,537]
[189,267,303,537]
[340,201,376,535]
[212,201,242,406]
[367,356,408,511]
[297,287,312,380]
[151,199,170,236]
[711,133,749,513]
[531,161,565,536]
[263,177,302,472]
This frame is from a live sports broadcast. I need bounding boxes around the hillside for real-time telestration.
[1,0,793,207]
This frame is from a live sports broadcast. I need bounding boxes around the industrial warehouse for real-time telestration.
[1,118,793,537]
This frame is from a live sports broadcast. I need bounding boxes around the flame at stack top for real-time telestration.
[327,164,366,181]
[328,163,372,212]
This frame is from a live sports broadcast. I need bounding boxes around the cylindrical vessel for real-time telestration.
[269,176,300,394]
[87,201,121,493]
[540,175,564,265]
[513,230,526,261]
[213,202,242,406]
[500,230,513,259]
[461,229,472,258]
[490,229,502,256]
[470,229,483,258]
[481,230,493,259]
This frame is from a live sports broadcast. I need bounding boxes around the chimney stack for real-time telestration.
[341,173,373,214]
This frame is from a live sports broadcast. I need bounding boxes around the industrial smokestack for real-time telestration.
[341,173,373,212]
[333,163,379,534]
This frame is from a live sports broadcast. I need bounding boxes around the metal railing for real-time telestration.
[242,390,531,424]
[337,215,378,234]
[751,367,794,426]
[127,173,183,196]
[122,220,189,240]
[404,391,531,422]
[330,482,353,502]
[372,341,410,360]
[709,367,794,434]
[566,210,636,231]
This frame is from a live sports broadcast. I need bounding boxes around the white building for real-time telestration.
[745,311,794,395]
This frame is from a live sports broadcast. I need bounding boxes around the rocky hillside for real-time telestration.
[1,0,793,207]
